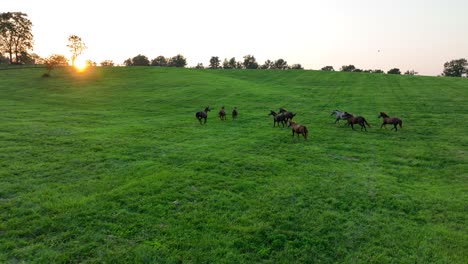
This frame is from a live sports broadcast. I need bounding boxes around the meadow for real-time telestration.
[0,67,466,263]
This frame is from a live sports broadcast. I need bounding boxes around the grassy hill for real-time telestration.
[0,67,467,263]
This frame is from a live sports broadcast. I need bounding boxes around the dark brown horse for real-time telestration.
[269,110,286,127]
[288,121,309,141]
[195,106,211,124]
[378,112,402,131]
[232,107,238,120]
[279,108,296,121]
[343,113,371,131]
[218,106,226,121]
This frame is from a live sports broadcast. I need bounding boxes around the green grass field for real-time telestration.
[0,67,467,263]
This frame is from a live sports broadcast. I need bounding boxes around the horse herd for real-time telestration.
[196,106,403,142]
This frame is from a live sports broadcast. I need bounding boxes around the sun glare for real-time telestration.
[74,59,87,72]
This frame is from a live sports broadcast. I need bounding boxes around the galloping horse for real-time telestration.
[331,110,351,125]
[218,106,226,121]
[269,110,286,127]
[279,108,296,122]
[343,113,371,131]
[195,106,211,124]
[288,120,309,141]
[232,107,238,120]
[378,112,402,131]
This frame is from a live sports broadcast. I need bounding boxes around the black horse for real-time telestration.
[269,110,286,127]
[196,106,211,124]
[279,108,296,122]
[232,107,238,120]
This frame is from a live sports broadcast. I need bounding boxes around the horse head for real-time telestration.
[378,112,388,118]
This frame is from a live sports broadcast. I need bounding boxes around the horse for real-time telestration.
[218,106,226,121]
[343,113,371,131]
[232,107,238,120]
[195,106,211,124]
[279,108,296,121]
[269,110,286,127]
[288,120,309,141]
[331,110,351,125]
[378,112,402,131]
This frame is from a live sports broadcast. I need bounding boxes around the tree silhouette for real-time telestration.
[67,35,87,67]
[0,12,33,64]
[442,58,467,77]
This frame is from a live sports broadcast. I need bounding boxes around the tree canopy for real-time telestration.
[0,12,33,64]
[67,35,87,67]
[442,58,467,77]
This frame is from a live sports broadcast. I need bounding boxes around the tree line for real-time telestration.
[1,12,467,77]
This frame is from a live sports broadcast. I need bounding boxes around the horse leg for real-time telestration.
[361,123,367,131]
[392,123,397,131]
[381,123,385,129]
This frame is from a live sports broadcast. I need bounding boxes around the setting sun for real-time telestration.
[74,58,87,72]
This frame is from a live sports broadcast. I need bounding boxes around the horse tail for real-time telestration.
[399,120,403,128]
[303,126,309,140]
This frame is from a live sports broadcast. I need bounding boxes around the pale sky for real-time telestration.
[3,0,467,76]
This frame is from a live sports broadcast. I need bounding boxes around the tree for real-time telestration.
[151,56,167,66]
[44,54,68,76]
[168,54,187,67]
[243,55,258,69]
[290,64,304,70]
[67,35,87,67]
[373,69,384,74]
[100,60,114,67]
[321,66,334,71]
[195,63,204,69]
[261,59,273,69]
[208,56,220,69]
[340,65,356,72]
[0,12,33,64]
[132,54,150,66]
[273,59,288,69]
[387,68,401,74]
[404,70,418,75]
[442,58,467,77]
[123,58,132,66]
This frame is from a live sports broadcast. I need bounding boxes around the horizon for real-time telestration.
[2,0,468,76]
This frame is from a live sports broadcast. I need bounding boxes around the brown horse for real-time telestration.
[195,106,211,124]
[288,121,308,141]
[232,107,238,120]
[218,106,226,121]
[343,113,371,131]
[378,112,402,131]
[269,110,286,127]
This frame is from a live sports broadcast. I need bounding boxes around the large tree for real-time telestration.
[131,54,150,66]
[168,54,187,67]
[340,65,356,72]
[209,56,220,69]
[67,35,87,67]
[387,68,401,74]
[151,56,167,66]
[273,59,288,69]
[442,58,467,77]
[243,55,258,69]
[0,12,33,64]
[321,66,334,71]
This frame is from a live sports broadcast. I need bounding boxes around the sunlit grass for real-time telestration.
[0,67,466,263]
